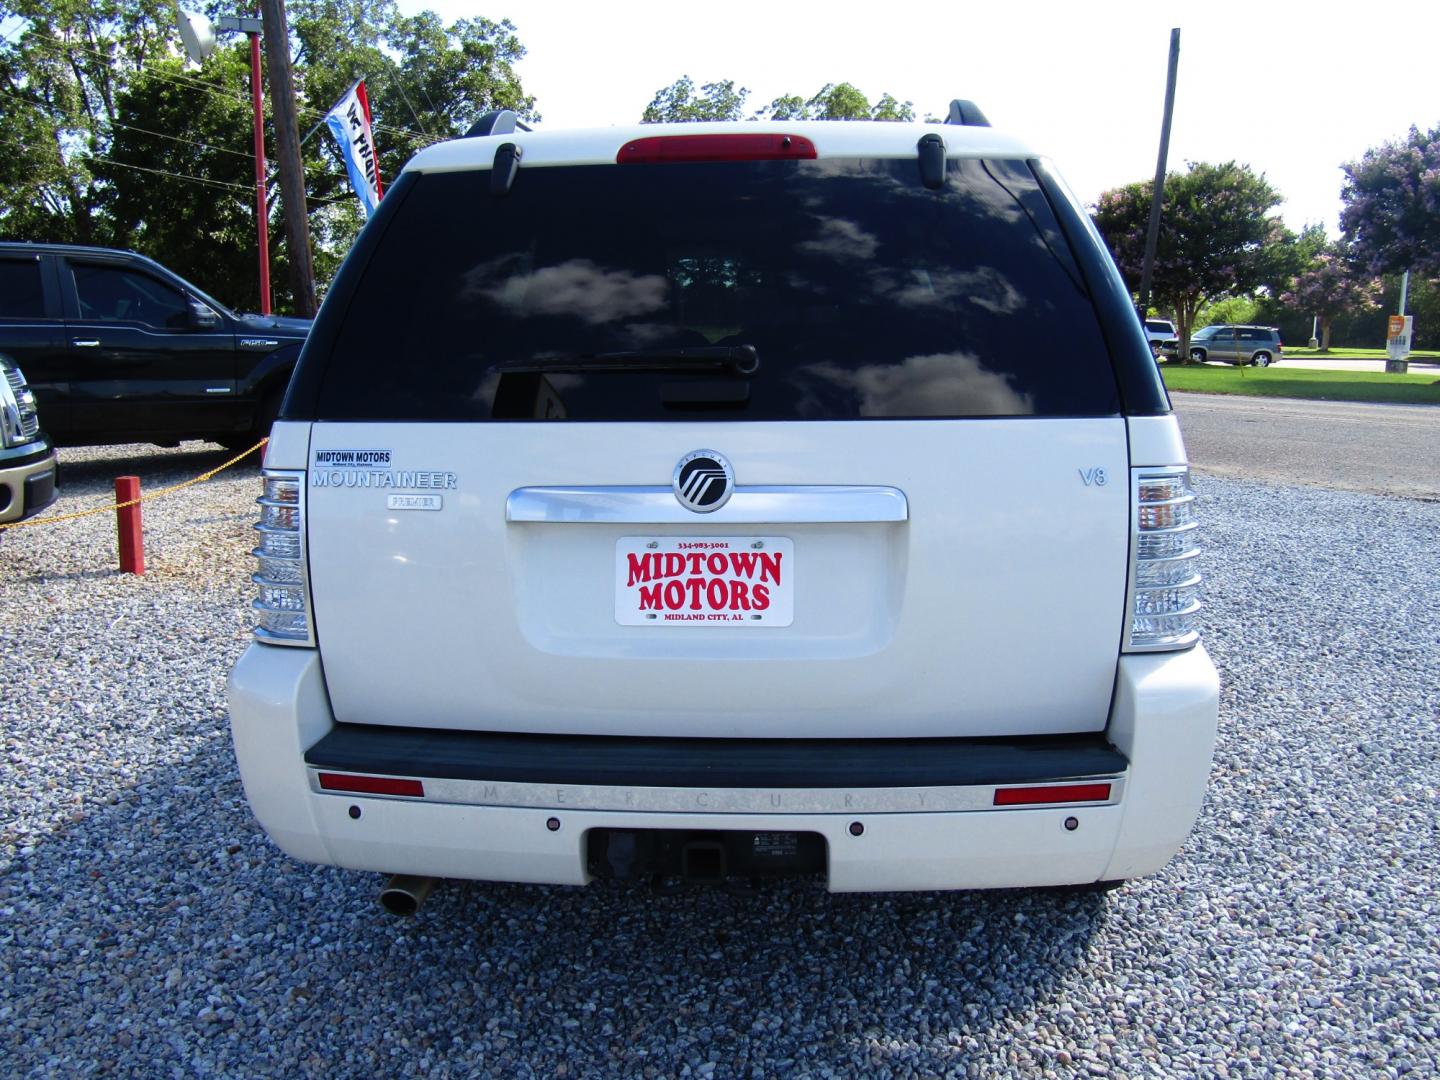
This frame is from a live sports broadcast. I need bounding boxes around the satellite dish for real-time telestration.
[177,9,217,64]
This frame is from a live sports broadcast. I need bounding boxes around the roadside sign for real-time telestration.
[1386,316,1413,359]
[1386,315,1413,373]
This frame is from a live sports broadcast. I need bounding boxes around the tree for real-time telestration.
[0,0,175,245]
[640,76,747,122]
[641,78,914,124]
[870,93,914,122]
[1279,246,1382,351]
[293,5,537,297]
[1195,296,1259,329]
[1340,124,1440,279]
[756,82,913,122]
[1093,161,1288,361]
[0,0,537,310]
[93,49,274,311]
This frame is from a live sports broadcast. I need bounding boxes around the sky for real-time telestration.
[395,0,1440,237]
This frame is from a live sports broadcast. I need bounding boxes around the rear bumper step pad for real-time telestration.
[304,725,1127,790]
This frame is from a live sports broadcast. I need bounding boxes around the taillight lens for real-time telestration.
[252,471,313,646]
[1127,468,1201,651]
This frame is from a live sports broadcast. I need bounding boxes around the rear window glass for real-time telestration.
[314,157,1120,420]
[0,259,45,319]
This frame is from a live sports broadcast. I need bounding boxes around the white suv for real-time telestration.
[229,109,1218,911]
[1144,319,1179,360]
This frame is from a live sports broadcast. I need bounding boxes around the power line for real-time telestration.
[390,76,433,139]
[0,132,355,206]
[109,118,266,163]
[0,133,253,194]
[0,85,268,165]
[40,34,447,147]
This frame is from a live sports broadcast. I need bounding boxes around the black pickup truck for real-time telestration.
[0,242,310,449]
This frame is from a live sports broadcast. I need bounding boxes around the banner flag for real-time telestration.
[325,81,384,217]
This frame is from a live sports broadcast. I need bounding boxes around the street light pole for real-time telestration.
[247,30,270,315]
[177,11,271,315]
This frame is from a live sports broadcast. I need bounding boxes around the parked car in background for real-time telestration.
[0,243,310,450]
[1188,324,1283,367]
[0,354,57,526]
[1144,319,1179,360]
[230,108,1219,910]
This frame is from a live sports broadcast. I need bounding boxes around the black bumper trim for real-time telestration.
[304,725,1128,790]
[23,467,56,517]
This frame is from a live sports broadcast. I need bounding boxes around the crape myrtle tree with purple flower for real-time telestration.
[1340,123,1440,280]
[1280,246,1383,352]
[1093,161,1292,363]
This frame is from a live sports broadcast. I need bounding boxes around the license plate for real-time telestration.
[615,536,794,626]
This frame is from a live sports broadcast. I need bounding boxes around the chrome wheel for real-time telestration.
[1190,348,1206,363]
[1252,352,1271,367]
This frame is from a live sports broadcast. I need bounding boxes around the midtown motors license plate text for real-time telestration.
[615,537,794,626]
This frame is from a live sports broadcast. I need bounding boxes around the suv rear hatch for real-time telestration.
[297,142,1133,740]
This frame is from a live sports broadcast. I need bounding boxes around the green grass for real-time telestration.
[1280,346,1440,361]
[1160,363,1440,405]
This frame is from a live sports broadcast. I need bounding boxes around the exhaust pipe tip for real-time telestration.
[379,874,437,916]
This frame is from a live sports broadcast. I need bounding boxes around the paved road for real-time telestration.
[1172,392,1440,500]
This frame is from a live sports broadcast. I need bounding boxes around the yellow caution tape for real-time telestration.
[0,438,267,532]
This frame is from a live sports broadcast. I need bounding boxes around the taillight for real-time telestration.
[252,470,313,645]
[1126,468,1201,651]
[616,133,817,164]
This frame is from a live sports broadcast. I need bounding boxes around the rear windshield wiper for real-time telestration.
[492,344,759,377]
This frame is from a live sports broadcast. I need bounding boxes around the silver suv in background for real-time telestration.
[1188,325,1283,366]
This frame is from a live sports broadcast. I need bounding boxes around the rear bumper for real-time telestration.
[228,646,1218,891]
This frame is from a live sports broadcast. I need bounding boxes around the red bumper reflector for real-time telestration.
[993,783,1112,806]
[617,133,817,164]
[318,772,424,798]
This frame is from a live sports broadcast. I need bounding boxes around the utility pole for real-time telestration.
[1137,28,1181,323]
[258,0,316,317]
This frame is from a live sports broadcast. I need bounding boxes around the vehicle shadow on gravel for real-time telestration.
[0,737,1108,1077]
[54,442,257,490]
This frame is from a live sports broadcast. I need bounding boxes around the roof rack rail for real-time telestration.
[464,109,533,139]
[944,100,990,128]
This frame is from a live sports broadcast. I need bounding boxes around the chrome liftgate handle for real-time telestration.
[505,486,908,525]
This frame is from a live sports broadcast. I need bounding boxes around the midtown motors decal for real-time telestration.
[313,448,391,468]
[310,448,456,492]
[615,536,794,626]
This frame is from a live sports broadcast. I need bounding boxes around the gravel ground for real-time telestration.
[1,443,1437,1078]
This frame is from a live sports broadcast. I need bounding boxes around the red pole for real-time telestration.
[115,476,144,575]
[249,31,272,316]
